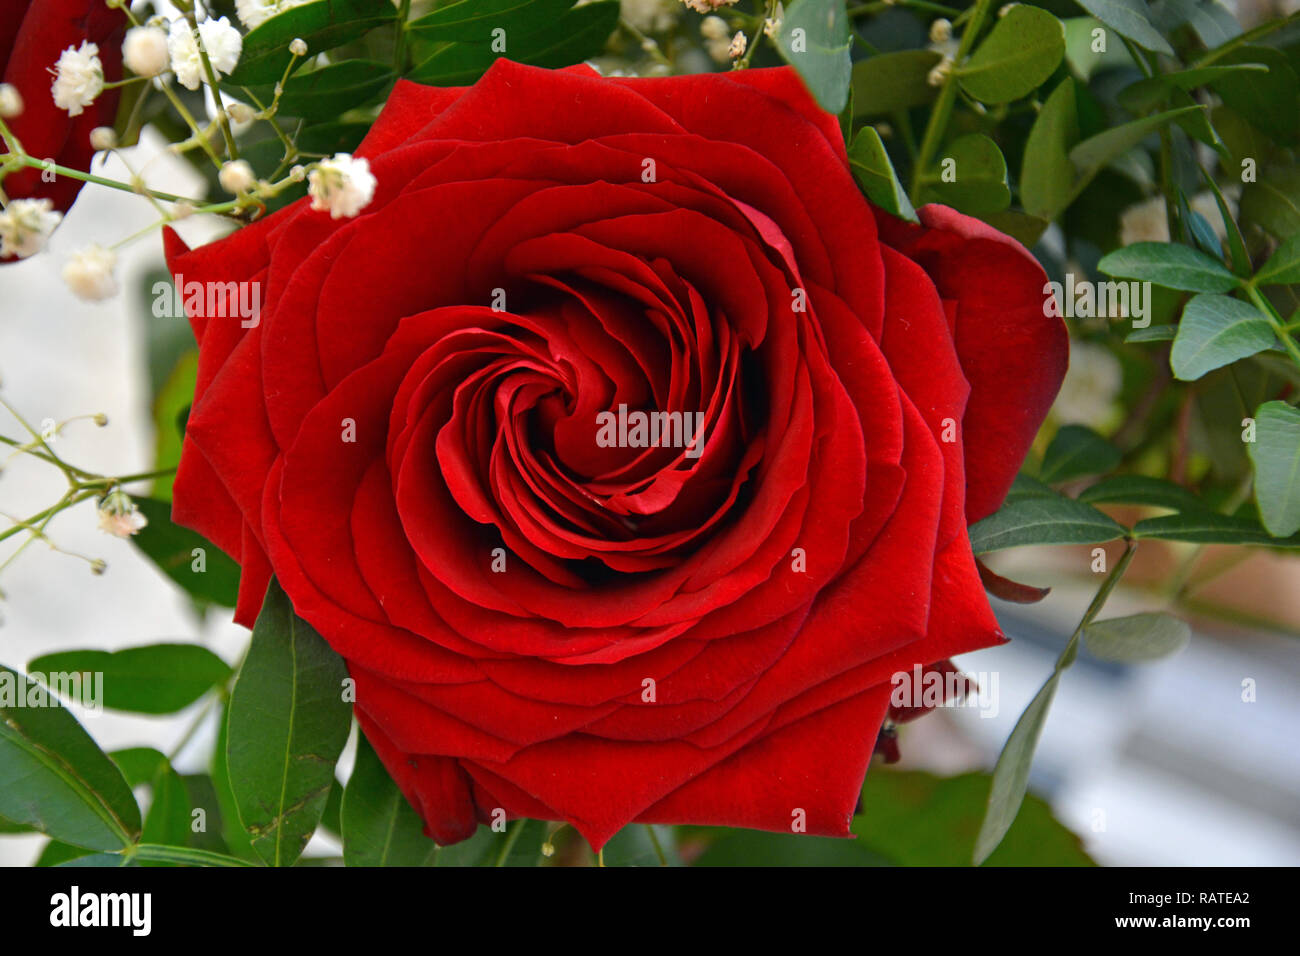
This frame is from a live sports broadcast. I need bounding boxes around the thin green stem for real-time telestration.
[1195,10,1300,67]
[494,819,526,866]
[3,156,205,205]
[1246,284,1300,368]
[909,0,994,204]
[187,12,239,160]
[645,825,667,866]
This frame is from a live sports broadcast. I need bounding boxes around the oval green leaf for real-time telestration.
[226,580,352,867]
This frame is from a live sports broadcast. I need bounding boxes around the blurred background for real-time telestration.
[3,2,1300,865]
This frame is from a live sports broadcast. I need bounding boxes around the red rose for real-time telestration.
[166,61,1066,849]
[0,0,125,213]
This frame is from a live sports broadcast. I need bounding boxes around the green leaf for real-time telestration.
[140,764,193,864]
[131,497,241,607]
[1200,169,1251,278]
[1247,400,1300,537]
[407,1,617,85]
[1254,234,1300,287]
[0,665,141,851]
[847,126,917,222]
[148,351,196,503]
[29,645,230,716]
[226,580,351,867]
[958,5,1066,105]
[973,671,1061,864]
[180,774,229,853]
[1077,474,1206,511]
[920,133,1011,215]
[1083,612,1191,662]
[968,494,1127,553]
[1097,241,1239,293]
[410,0,573,41]
[226,0,399,86]
[1209,47,1300,146]
[1069,107,1204,182]
[1020,78,1079,221]
[211,702,258,862]
[1074,0,1172,54]
[691,828,890,866]
[1117,63,1269,114]
[1126,325,1176,342]
[775,0,853,114]
[854,770,1093,866]
[110,747,168,787]
[1039,425,1122,483]
[850,50,942,116]
[270,60,396,121]
[1132,511,1300,547]
[1170,294,1276,381]
[341,734,440,866]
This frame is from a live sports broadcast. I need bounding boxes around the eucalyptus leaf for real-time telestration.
[851,50,942,115]
[848,126,917,221]
[921,133,1011,214]
[968,494,1127,553]
[1097,241,1239,293]
[1247,401,1300,537]
[1039,425,1121,483]
[1077,474,1206,511]
[1021,78,1079,221]
[958,5,1066,105]
[1083,612,1191,662]
[973,671,1061,865]
[775,0,853,114]
[1253,234,1300,287]
[1170,294,1275,381]
[1073,0,1172,54]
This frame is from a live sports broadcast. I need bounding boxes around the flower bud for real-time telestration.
[89,126,117,151]
[290,37,308,57]
[0,83,22,118]
[219,158,257,194]
[122,25,170,77]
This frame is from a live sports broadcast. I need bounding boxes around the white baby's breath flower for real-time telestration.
[621,0,680,34]
[168,17,242,91]
[308,153,376,219]
[0,199,62,259]
[62,245,118,301]
[728,30,747,59]
[51,41,104,117]
[927,56,953,87]
[0,83,22,118]
[123,25,170,77]
[97,491,147,538]
[1053,341,1123,428]
[929,18,952,43]
[289,37,309,57]
[219,159,256,194]
[699,14,729,39]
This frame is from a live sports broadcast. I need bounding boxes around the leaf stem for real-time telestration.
[909,0,994,204]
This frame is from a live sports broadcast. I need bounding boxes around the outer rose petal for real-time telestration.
[875,205,1068,522]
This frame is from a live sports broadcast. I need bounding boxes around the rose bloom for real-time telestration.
[167,61,1067,849]
[0,0,125,213]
